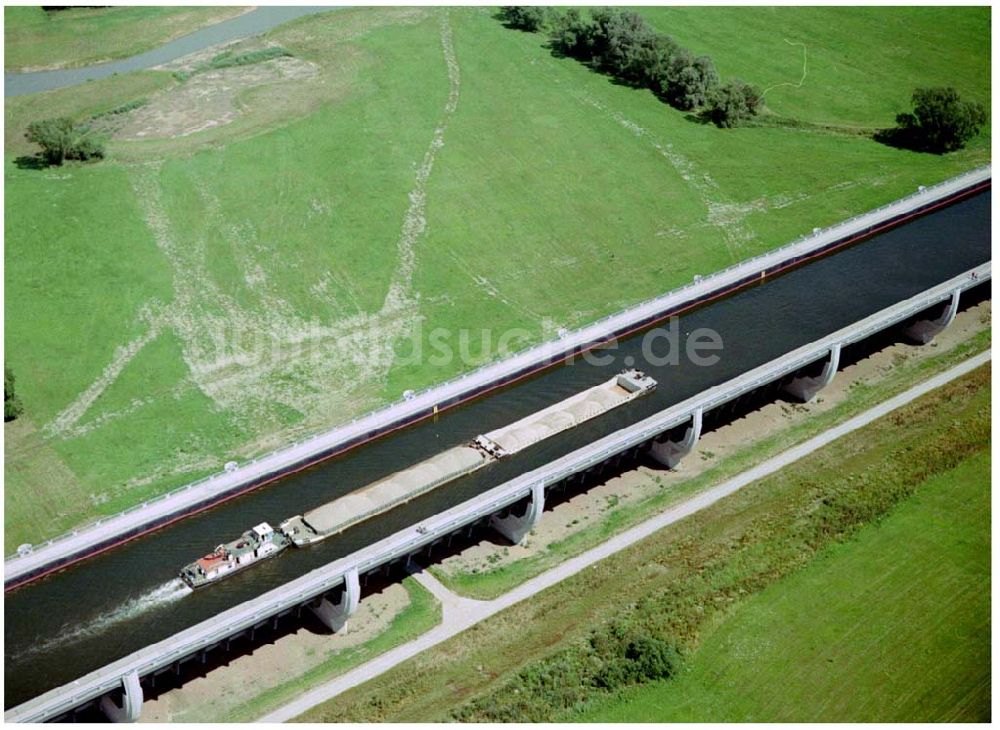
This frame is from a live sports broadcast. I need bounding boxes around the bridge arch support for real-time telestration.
[100,670,142,723]
[904,290,960,344]
[650,407,703,469]
[782,344,840,402]
[310,567,360,632]
[491,481,545,544]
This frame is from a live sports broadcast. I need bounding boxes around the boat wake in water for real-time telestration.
[8,579,192,662]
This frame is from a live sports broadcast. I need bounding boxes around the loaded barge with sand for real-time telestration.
[179,369,656,585]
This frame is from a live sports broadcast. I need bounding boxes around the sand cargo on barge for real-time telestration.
[280,369,656,546]
[179,369,655,585]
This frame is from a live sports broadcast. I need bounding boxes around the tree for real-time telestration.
[630,33,680,93]
[5,367,24,422]
[548,8,594,59]
[25,117,75,166]
[624,635,680,681]
[885,87,987,153]
[25,116,105,166]
[590,9,655,83]
[665,51,719,110]
[705,79,762,127]
[498,6,546,32]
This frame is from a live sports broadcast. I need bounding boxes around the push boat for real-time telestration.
[179,522,289,589]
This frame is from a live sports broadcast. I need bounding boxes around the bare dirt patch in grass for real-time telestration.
[116,58,320,141]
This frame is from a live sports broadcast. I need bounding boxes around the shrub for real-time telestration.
[5,367,24,422]
[548,8,595,59]
[625,635,680,681]
[631,33,680,93]
[498,6,547,32]
[25,117,105,166]
[590,8,656,82]
[705,78,763,127]
[207,46,292,70]
[455,618,683,721]
[880,87,987,153]
[97,98,148,117]
[665,50,719,110]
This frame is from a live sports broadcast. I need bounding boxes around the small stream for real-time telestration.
[4,6,333,97]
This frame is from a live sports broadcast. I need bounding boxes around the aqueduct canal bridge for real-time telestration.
[5,172,991,719]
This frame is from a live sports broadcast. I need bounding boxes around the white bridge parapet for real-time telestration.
[4,167,989,591]
[6,262,988,724]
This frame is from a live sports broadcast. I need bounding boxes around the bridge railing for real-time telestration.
[8,165,989,563]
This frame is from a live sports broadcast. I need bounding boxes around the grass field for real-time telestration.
[638,7,990,127]
[3,7,990,549]
[4,7,249,72]
[578,450,991,722]
[295,364,990,722]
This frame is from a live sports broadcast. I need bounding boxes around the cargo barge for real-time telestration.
[180,370,656,584]
[281,369,656,547]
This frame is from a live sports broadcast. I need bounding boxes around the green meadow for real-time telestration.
[3,7,990,548]
[579,450,991,722]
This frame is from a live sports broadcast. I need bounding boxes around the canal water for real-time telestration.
[4,190,990,707]
[4,7,332,97]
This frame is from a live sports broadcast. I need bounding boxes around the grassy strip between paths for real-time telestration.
[215,577,440,723]
[576,448,991,722]
[295,362,989,722]
[430,324,990,599]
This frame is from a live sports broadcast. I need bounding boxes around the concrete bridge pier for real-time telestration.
[309,567,360,632]
[99,670,142,723]
[782,344,841,402]
[650,407,703,469]
[491,481,545,544]
[905,290,960,344]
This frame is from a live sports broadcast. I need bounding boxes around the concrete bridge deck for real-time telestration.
[4,166,990,591]
[6,261,988,723]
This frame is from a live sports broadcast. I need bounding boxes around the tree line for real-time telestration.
[500,6,762,128]
[498,7,986,148]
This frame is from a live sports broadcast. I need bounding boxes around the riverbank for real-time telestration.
[4,7,251,73]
